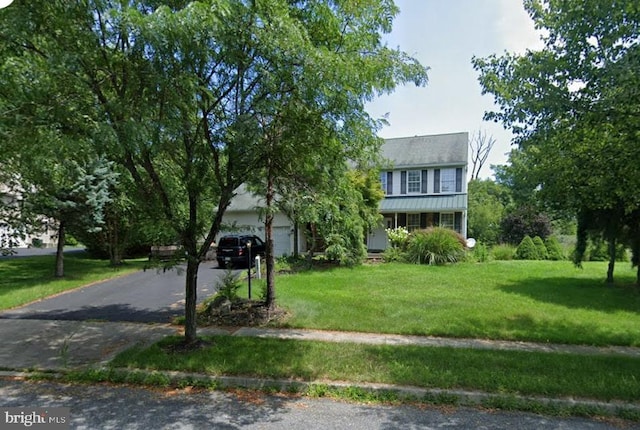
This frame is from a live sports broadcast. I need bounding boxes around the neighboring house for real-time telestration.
[367,132,468,251]
[0,184,56,248]
[218,132,469,256]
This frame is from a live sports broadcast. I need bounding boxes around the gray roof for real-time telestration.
[381,132,468,169]
[379,194,467,212]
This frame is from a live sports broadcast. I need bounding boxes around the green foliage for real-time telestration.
[491,244,516,260]
[470,242,489,263]
[467,179,510,245]
[545,236,565,261]
[515,236,540,260]
[405,227,466,265]
[584,239,629,263]
[532,236,548,260]
[382,245,406,263]
[215,268,242,301]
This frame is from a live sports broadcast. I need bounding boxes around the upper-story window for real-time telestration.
[407,170,421,193]
[440,168,456,193]
[434,167,463,193]
[380,171,393,195]
[380,172,388,195]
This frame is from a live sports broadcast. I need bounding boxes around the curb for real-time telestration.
[3,367,639,420]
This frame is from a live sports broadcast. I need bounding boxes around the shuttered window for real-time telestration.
[407,170,421,193]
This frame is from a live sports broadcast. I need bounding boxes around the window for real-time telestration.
[440,169,456,193]
[380,172,387,195]
[407,170,421,193]
[407,213,420,232]
[440,213,455,230]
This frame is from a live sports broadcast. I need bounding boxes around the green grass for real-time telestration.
[0,253,145,310]
[272,261,640,346]
[111,335,640,403]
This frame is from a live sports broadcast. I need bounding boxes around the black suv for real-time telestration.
[216,234,266,269]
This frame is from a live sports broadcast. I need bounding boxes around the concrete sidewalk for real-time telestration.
[1,319,640,373]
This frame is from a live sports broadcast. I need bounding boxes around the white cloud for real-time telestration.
[495,0,545,54]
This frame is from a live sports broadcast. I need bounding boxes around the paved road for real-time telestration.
[1,379,629,430]
[0,260,229,323]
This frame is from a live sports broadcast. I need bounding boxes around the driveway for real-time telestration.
[0,260,232,323]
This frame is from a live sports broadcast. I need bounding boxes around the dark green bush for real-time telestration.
[406,227,466,265]
[515,235,540,260]
[545,236,565,260]
[532,236,548,259]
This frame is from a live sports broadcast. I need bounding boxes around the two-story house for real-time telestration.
[367,132,468,250]
[218,132,468,256]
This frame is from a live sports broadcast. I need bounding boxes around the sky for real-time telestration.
[365,0,545,179]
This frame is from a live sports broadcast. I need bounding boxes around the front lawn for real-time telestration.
[273,261,640,346]
[0,253,145,310]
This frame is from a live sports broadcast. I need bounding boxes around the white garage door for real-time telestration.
[272,226,292,257]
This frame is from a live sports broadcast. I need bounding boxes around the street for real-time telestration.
[0,379,629,430]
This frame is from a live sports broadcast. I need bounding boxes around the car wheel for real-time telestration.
[218,260,226,269]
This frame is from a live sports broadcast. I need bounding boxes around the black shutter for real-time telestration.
[456,168,463,192]
[387,172,393,195]
[398,213,407,227]
[434,169,440,193]
[433,212,440,226]
[421,170,428,194]
[401,171,407,194]
[454,212,462,233]
[420,213,427,229]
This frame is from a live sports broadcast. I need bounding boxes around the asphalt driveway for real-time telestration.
[0,260,231,323]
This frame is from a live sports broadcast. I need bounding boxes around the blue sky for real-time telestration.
[366,0,544,179]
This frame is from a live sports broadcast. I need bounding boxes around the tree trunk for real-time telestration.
[606,237,616,284]
[184,255,199,344]
[265,174,276,310]
[55,221,65,278]
[109,218,122,266]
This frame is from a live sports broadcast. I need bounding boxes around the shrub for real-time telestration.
[515,235,540,260]
[532,236,548,260]
[500,207,552,245]
[584,239,629,262]
[382,246,406,263]
[405,227,466,265]
[545,236,565,260]
[216,268,242,301]
[491,244,516,260]
[471,242,489,262]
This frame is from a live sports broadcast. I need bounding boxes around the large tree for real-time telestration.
[1,0,427,343]
[473,0,640,283]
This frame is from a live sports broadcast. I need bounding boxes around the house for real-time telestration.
[367,132,468,250]
[218,132,469,256]
[0,184,56,248]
